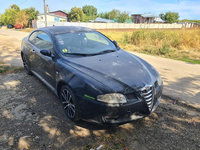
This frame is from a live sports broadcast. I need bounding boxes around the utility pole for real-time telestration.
[43,0,47,27]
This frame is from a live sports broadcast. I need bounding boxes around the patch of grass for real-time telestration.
[101,29,200,64]
[0,63,24,74]
[177,58,200,64]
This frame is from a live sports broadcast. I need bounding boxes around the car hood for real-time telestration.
[64,50,157,93]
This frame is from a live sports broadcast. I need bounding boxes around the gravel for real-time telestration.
[0,72,199,150]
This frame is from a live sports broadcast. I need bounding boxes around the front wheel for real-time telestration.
[59,85,80,121]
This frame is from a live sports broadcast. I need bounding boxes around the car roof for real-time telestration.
[38,26,95,35]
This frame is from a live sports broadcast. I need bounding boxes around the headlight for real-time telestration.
[97,93,127,104]
[157,75,163,86]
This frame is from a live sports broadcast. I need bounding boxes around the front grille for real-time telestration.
[139,85,155,111]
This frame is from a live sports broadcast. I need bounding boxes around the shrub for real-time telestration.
[159,43,170,55]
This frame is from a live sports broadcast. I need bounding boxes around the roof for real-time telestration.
[132,14,157,18]
[38,13,67,19]
[141,14,156,18]
[50,10,68,15]
[38,26,94,34]
[94,17,115,23]
[154,17,165,22]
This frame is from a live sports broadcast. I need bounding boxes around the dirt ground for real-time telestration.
[0,72,199,150]
[0,34,22,66]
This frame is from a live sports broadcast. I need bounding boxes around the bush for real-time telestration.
[159,43,170,55]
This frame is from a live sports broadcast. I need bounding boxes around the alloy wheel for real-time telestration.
[61,88,76,119]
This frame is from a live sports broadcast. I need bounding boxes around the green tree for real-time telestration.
[118,11,129,23]
[159,12,179,23]
[98,9,129,22]
[1,4,20,25]
[25,7,39,27]
[0,14,2,26]
[98,10,120,20]
[108,9,120,20]
[159,13,165,21]
[10,4,20,12]
[69,7,84,22]
[1,9,17,25]
[98,12,109,19]
[82,5,97,20]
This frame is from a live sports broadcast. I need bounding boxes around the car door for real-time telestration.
[27,31,40,72]
[32,31,56,88]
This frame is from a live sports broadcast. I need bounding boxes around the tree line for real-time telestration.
[0,4,131,26]
[68,6,131,23]
[0,4,186,27]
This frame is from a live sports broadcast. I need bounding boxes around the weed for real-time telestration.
[0,63,24,74]
[100,29,200,64]
[159,43,170,55]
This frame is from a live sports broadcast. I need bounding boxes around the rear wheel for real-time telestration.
[59,85,80,121]
[22,54,32,75]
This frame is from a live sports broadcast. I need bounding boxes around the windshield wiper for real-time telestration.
[65,49,117,56]
[91,49,116,55]
[65,53,90,56]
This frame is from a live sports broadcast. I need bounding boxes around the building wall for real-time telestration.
[132,15,155,23]
[38,14,67,22]
[36,21,191,29]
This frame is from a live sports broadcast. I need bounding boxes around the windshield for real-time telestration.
[55,31,117,55]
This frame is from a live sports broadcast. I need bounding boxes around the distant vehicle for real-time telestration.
[21,26,163,124]
[7,24,14,29]
[14,24,23,29]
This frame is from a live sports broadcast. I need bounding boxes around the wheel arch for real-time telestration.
[56,80,73,97]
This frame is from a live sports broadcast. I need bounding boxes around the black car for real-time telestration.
[7,24,14,29]
[21,26,163,124]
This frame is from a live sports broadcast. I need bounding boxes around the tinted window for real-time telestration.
[29,31,53,51]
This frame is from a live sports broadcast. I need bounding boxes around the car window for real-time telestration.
[29,32,38,43]
[55,31,117,55]
[85,32,109,45]
[29,31,53,51]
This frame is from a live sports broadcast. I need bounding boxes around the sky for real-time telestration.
[0,0,199,20]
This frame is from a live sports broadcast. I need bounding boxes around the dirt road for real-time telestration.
[0,72,199,150]
[0,29,28,66]
[133,52,200,106]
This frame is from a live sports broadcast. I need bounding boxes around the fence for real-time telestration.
[36,21,197,29]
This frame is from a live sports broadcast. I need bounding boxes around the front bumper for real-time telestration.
[77,87,162,124]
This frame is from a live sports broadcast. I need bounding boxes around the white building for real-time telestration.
[37,13,67,22]
[37,10,68,22]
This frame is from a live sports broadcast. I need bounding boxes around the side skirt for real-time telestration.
[31,70,58,97]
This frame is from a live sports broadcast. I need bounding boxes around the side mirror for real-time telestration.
[40,49,51,57]
[113,40,120,49]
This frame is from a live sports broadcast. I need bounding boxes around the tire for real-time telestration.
[59,85,80,121]
[22,54,32,75]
